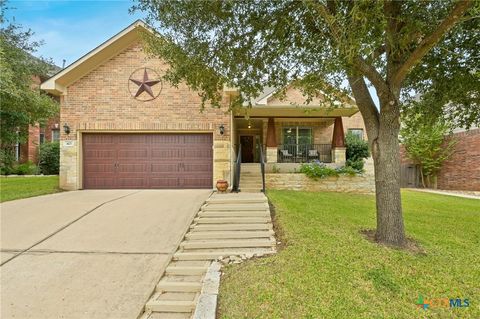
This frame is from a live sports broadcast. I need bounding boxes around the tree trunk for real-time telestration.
[371,100,406,247]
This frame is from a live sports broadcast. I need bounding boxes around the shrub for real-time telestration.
[39,141,60,175]
[14,161,38,175]
[345,132,369,170]
[0,149,15,175]
[300,161,360,180]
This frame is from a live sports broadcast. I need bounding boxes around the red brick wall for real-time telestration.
[437,129,480,191]
[400,129,480,191]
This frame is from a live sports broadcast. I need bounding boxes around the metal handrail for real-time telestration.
[278,144,332,163]
[232,144,242,192]
[259,144,266,193]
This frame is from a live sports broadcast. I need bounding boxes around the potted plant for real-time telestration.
[216,179,228,193]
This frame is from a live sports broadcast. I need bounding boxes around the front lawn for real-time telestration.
[218,190,480,318]
[0,176,61,202]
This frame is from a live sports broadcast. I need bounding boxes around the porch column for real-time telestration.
[331,117,346,165]
[266,117,278,163]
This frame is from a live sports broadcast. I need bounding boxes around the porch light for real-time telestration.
[219,124,225,135]
[247,121,252,129]
[63,123,71,135]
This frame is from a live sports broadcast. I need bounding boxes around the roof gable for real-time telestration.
[41,20,149,95]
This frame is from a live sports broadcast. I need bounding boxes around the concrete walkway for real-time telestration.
[139,192,276,319]
[0,189,210,319]
[408,188,480,200]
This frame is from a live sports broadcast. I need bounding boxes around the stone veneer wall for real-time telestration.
[266,157,375,194]
[59,41,231,190]
[266,173,375,194]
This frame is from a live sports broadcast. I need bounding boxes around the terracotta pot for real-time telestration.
[216,179,228,193]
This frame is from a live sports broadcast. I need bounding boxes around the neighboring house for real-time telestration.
[40,20,367,190]
[400,128,480,191]
[17,70,61,164]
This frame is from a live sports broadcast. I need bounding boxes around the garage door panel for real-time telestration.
[84,163,116,173]
[118,163,148,173]
[83,133,213,189]
[117,149,149,159]
[151,163,180,173]
[149,176,180,188]
[117,177,147,188]
[151,149,183,159]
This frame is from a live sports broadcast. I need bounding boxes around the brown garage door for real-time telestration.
[83,133,213,189]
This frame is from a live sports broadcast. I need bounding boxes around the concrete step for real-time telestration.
[194,217,270,224]
[173,249,275,260]
[181,239,275,249]
[186,230,274,240]
[206,197,266,204]
[165,266,209,275]
[198,211,270,217]
[145,300,195,313]
[156,281,202,292]
[191,224,272,231]
[240,188,263,193]
[201,204,268,211]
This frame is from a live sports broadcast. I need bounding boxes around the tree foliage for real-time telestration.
[133,0,477,246]
[0,1,59,160]
[401,105,457,188]
[345,132,370,171]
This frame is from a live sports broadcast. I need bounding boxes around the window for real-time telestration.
[52,129,60,142]
[39,132,45,144]
[348,128,364,140]
[282,127,312,145]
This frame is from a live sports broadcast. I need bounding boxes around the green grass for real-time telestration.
[218,190,480,318]
[0,176,61,202]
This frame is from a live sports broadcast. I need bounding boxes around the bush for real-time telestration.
[345,132,369,170]
[0,149,15,175]
[39,141,60,175]
[14,161,38,175]
[300,161,360,180]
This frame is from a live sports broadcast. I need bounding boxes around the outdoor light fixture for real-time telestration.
[63,123,71,135]
[219,124,225,135]
[247,121,252,129]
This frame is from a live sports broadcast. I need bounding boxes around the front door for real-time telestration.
[240,135,254,163]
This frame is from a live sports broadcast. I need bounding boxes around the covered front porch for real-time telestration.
[232,115,347,166]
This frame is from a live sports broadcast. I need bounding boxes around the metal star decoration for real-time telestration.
[129,68,161,98]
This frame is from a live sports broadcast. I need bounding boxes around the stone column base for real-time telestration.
[331,147,346,166]
[266,147,278,163]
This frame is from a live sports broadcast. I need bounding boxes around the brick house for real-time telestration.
[41,21,368,190]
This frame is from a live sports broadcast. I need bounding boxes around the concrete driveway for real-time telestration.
[0,189,211,319]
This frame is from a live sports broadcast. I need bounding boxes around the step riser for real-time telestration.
[191,224,272,231]
[198,212,270,217]
[156,282,202,293]
[186,232,273,240]
[195,218,270,224]
[165,267,208,275]
[182,242,275,249]
[174,251,275,261]
[202,206,268,211]
[145,302,195,313]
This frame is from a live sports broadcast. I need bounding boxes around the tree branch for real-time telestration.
[392,0,473,87]
[306,1,390,95]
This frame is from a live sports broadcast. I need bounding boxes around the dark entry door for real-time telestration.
[240,135,254,163]
[83,133,213,189]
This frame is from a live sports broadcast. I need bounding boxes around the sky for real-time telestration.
[5,0,146,67]
[4,0,380,106]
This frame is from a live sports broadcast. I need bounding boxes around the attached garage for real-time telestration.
[82,133,213,189]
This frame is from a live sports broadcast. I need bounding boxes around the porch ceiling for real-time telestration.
[233,106,359,118]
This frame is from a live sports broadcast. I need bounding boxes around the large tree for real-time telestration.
[134,0,479,247]
[0,1,58,165]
